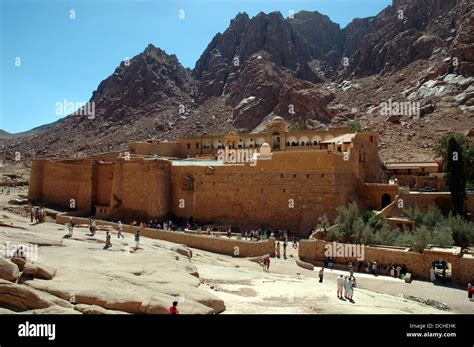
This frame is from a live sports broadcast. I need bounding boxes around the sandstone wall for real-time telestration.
[108,159,171,221]
[299,239,474,285]
[398,192,452,213]
[355,181,399,210]
[128,141,181,157]
[95,162,114,206]
[169,150,374,235]
[56,215,275,257]
[28,159,94,211]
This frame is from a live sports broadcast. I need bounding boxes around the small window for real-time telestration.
[293,174,296,178]
[187,143,191,149]
[281,174,284,178]
[195,143,199,149]
[306,174,310,178]
[321,174,324,178]
[283,189,285,193]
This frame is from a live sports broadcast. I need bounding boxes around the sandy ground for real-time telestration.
[0,187,472,314]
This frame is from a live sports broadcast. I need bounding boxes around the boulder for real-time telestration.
[0,279,52,310]
[23,263,38,276]
[385,115,400,123]
[34,264,56,280]
[0,259,20,282]
[404,273,413,283]
[185,264,199,278]
[172,245,193,259]
[10,257,27,271]
[295,259,314,271]
[74,304,129,315]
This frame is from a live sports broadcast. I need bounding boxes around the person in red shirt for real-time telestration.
[169,301,179,314]
[468,283,473,301]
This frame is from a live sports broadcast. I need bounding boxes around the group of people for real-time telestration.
[317,265,357,301]
[28,204,45,224]
[336,274,356,301]
[65,217,140,251]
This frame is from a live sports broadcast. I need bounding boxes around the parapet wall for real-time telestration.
[299,239,474,285]
[128,141,182,158]
[56,215,275,257]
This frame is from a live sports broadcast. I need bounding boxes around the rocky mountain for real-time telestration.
[1,0,473,164]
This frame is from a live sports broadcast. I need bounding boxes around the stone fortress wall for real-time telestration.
[28,117,473,234]
[299,239,474,285]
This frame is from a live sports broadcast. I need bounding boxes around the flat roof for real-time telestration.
[171,160,224,167]
[320,133,355,144]
[385,162,439,169]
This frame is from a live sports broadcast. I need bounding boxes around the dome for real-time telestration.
[271,116,285,123]
[259,143,272,158]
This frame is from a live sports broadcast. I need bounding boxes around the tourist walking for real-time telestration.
[336,275,344,298]
[68,217,75,237]
[34,208,40,224]
[262,255,270,273]
[169,301,179,314]
[103,231,112,249]
[283,239,288,259]
[292,236,297,249]
[319,266,324,283]
[468,283,473,301]
[89,217,96,236]
[429,265,436,282]
[135,230,140,250]
[117,221,125,239]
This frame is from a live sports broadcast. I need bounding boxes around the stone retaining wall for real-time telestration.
[299,239,474,285]
[56,215,275,258]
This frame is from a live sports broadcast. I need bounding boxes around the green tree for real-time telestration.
[331,203,377,244]
[347,121,363,132]
[412,226,431,252]
[430,225,454,248]
[436,132,473,183]
[316,215,330,232]
[373,223,396,245]
[439,214,473,248]
[444,136,467,216]
[422,204,444,230]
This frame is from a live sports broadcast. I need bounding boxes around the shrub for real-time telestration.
[412,226,431,252]
[439,214,473,248]
[430,225,454,248]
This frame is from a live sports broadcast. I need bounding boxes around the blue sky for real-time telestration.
[0,0,392,133]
